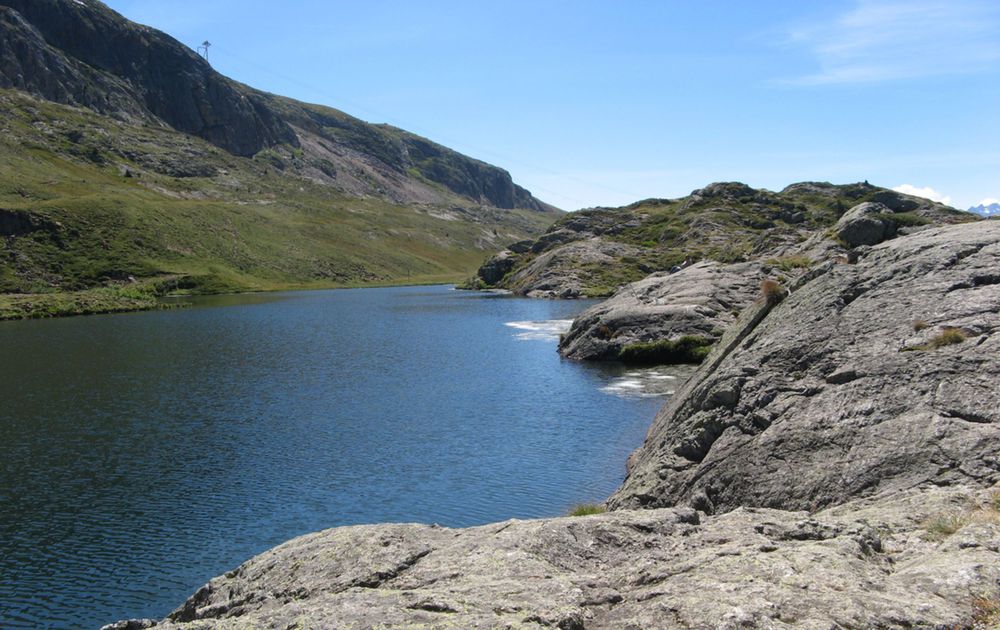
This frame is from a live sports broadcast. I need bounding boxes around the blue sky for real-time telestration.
[102,0,999,211]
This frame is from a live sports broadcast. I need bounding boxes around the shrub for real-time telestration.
[760,279,786,305]
[619,335,714,365]
[568,503,606,517]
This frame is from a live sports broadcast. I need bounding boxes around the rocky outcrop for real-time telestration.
[834,201,897,247]
[473,182,974,298]
[505,239,645,299]
[559,262,766,360]
[108,484,1000,629]
[609,221,1000,514]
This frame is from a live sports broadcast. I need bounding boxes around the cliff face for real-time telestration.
[109,219,1000,630]
[0,0,296,156]
[0,0,552,211]
[609,220,1000,514]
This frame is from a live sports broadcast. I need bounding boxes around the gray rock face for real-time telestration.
[610,221,1000,514]
[559,262,765,360]
[111,485,1000,629]
[834,201,898,247]
[506,239,644,299]
[476,249,520,285]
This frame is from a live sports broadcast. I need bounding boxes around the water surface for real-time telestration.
[0,285,686,628]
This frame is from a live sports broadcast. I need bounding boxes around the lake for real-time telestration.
[0,285,693,628]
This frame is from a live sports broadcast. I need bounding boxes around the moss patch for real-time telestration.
[619,335,714,365]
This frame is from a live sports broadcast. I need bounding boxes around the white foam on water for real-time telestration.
[600,367,687,399]
[504,319,574,342]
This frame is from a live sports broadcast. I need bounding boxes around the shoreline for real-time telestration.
[0,274,471,322]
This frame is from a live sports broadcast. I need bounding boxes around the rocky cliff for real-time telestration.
[0,0,553,210]
[109,217,1000,629]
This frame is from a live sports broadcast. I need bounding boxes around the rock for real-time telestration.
[558,262,766,360]
[504,239,644,299]
[472,180,975,298]
[111,485,1000,629]
[610,221,1000,514]
[476,250,519,285]
[834,201,897,247]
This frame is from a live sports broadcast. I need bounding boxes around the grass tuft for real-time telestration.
[905,327,969,351]
[766,255,812,272]
[568,504,606,517]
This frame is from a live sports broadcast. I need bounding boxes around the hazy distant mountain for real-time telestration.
[968,202,1000,217]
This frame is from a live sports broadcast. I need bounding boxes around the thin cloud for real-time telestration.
[783,1,1000,85]
[978,198,1000,206]
[893,184,952,205]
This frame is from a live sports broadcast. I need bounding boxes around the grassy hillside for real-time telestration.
[0,91,557,317]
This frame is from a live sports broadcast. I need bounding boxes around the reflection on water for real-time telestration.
[0,286,688,628]
[504,319,574,341]
[599,364,698,398]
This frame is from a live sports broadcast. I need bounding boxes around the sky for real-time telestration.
[101,0,999,211]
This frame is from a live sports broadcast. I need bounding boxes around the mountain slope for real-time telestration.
[0,0,560,315]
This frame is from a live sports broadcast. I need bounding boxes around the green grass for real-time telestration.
[619,335,714,365]
[567,503,607,516]
[0,283,163,320]
[0,90,557,314]
[766,255,812,272]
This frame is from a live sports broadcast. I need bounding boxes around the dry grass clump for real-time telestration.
[760,279,786,305]
[970,595,1000,629]
[912,319,930,332]
[922,490,1000,541]
[904,327,969,352]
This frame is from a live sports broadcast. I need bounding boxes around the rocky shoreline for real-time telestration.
[109,220,999,629]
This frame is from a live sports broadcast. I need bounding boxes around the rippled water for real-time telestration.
[0,286,690,628]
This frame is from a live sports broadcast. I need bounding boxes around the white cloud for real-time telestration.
[893,184,952,205]
[784,0,1000,84]
[978,198,1000,206]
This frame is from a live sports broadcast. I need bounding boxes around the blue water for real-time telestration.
[0,285,685,628]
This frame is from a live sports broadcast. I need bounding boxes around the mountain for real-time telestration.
[0,0,560,317]
[969,202,1000,217]
[468,181,975,298]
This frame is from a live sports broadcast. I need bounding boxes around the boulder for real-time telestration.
[476,250,519,285]
[559,262,765,360]
[834,201,897,247]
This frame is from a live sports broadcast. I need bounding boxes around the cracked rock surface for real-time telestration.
[108,486,999,629]
[610,221,1000,513]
